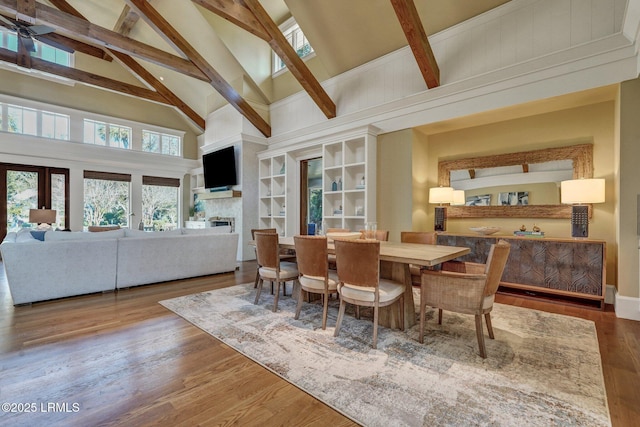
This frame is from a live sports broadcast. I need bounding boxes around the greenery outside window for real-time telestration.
[142,130,181,156]
[83,171,131,229]
[142,176,180,231]
[7,104,37,136]
[83,119,131,149]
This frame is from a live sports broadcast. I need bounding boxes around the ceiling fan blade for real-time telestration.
[28,25,55,36]
[34,35,74,53]
[0,14,17,30]
[20,34,36,52]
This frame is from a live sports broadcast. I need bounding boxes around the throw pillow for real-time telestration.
[30,230,47,241]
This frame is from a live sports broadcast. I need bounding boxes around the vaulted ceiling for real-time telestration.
[0,0,510,136]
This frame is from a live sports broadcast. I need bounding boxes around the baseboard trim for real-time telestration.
[614,293,640,321]
[605,284,616,304]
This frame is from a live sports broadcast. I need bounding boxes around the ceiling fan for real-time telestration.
[0,14,56,53]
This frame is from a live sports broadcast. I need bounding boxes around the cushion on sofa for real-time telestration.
[181,226,231,235]
[30,230,47,241]
[45,228,126,241]
[15,229,37,243]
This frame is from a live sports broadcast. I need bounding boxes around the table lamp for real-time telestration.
[29,207,57,230]
[560,178,605,238]
[429,186,454,231]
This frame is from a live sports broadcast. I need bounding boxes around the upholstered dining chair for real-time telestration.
[333,238,405,349]
[293,235,338,329]
[254,232,299,312]
[419,240,511,358]
[251,228,295,292]
[326,228,351,269]
[358,229,389,241]
[400,231,437,286]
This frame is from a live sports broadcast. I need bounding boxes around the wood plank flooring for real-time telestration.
[1,261,639,426]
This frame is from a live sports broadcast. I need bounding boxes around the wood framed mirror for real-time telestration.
[438,144,593,219]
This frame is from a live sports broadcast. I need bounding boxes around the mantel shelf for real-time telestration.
[196,190,242,200]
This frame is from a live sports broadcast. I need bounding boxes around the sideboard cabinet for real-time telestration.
[436,233,606,309]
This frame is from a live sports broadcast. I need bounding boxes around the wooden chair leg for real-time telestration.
[294,289,305,320]
[321,292,329,330]
[484,312,495,339]
[438,308,443,325]
[254,269,260,288]
[419,294,426,344]
[355,306,360,320]
[273,282,281,312]
[334,299,347,337]
[398,296,405,332]
[475,314,487,358]
[254,278,264,305]
[372,305,379,349]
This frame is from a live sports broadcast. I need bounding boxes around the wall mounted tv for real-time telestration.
[203,146,238,190]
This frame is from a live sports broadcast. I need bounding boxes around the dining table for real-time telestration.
[274,236,470,330]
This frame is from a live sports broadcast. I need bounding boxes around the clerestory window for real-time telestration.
[273,18,314,75]
[0,27,72,67]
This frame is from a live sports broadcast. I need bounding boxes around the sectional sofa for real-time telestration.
[0,227,239,305]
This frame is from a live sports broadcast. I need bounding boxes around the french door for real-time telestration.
[0,163,69,241]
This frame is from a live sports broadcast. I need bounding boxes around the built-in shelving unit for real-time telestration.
[322,135,376,232]
[258,154,288,235]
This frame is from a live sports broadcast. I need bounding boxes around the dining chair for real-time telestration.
[358,229,389,241]
[419,240,511,358]
[333,238,405,349]
[293,235,338,329]
[254,232,299,312]
[326,228,351,269]
[251,228,295,292]
[400,231,437,286]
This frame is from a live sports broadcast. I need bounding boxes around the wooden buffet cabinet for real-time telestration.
[436,233,606,309]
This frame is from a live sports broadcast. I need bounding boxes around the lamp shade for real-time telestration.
[429,187,454,204]
[452,190,466,206]
[561,179,605,204]
[29,208,57,224]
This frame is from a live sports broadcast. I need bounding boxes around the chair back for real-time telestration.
[251,228,276,239]
[326,228,350,233]
[334,239,380,288]
[483,240,511,296]
[294,235,328,278]
[359,229,389,241]
[254,232,280,270]
[400,231,436,245]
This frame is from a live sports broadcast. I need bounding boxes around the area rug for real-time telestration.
[159,283,611,427]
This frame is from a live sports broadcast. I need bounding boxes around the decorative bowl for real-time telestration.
[326,232,362,242]
[469,226,501,235]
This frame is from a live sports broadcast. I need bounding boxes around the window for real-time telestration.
[7,105,37,136]
[83,119,131,149]
[83,171,131,229]
[273,19,314,74]
[142,130,181,156]
[142,176,180,231]
[0,27,71,67]
[41,111,70,140]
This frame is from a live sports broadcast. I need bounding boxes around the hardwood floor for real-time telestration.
[1,261,639,426]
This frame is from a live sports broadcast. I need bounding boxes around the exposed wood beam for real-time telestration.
[390,0,440,88]
[125,0,270,137]
[47,0,204,131]
[113,5,140,36]
[15,0,35,24]
[522,164,529,173]
[243,0,336,119]
[0,0,210,81]
[191,0,269,41]
[468,169,475,179]
[0,47,169,104]
[40,32,113,60]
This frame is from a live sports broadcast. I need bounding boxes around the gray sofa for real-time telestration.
[0,227,238,305]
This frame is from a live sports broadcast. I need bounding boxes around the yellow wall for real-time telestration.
[378,101,617,286]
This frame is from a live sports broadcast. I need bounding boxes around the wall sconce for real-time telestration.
[560,178,605,238]
[29,207,57,230]
[429,186,454,231]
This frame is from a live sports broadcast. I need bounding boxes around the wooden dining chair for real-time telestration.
[419,240,511,358]
[400,231,437,286]
[333,239,405,349]
[358,229,389,241]
[293,235,338,329]
[251,228,295,292]
[326,228,351,269]
[254,232,299,312]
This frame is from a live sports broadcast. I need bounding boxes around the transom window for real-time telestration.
[1,103,70,140]
[0,27,72,67]
[273,18,314,75]
[142,130,181,156]
[83,119,131,149]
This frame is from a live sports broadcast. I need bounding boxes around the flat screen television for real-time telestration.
[203,146,238,190]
